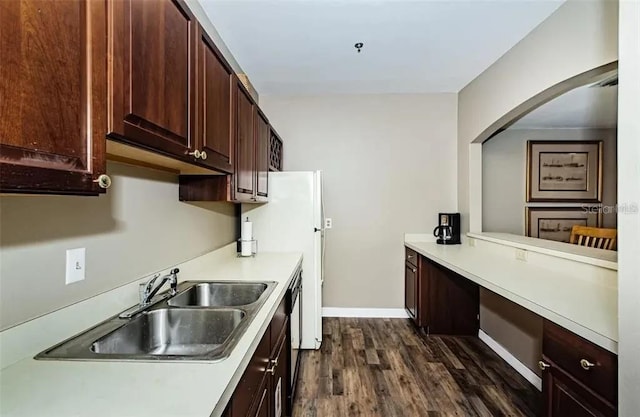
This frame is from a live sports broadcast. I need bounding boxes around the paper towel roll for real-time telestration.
[241,217,253,241]
[241,240,253,257]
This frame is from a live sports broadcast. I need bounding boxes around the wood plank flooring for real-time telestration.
[292,318,540,417]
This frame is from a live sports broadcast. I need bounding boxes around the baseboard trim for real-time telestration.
[478,329,542,391]
[321,307,409,318]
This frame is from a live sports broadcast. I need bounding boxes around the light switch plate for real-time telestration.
[66,248,86,284]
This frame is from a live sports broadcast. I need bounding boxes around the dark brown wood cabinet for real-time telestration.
[255,110,270,200]
[0,0,108,195]
[228,296,291,417]
[540,320,617,417]
[234,81,257,202]
[178,80,273,203]
[108,0,198,162]
[404,247,479,335]
[196,24,234,174]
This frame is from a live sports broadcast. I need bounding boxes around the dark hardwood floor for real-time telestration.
[293,318,540,417]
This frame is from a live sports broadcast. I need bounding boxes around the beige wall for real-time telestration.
[260,94,458,309]
[458,0,619,233]
[457,0,618,378]
[617,1,640,413]
[483,128,618,234]
[0,162,236,330]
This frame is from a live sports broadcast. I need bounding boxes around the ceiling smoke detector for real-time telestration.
[354,42,364,53]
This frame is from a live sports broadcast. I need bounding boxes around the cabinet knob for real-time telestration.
[412,268,417,273]
[200,150,207,160]
[93,174,112,189]
[188,150,202,159]
[580,359,595,370]
[538,360,551,371]
[408,255,414,259]
[266,359,277,374]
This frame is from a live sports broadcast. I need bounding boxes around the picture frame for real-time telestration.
[525,207,603,243]
[526,140,603,202]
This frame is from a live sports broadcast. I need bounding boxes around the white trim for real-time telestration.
[322,307,409,318]
[479,329,542,391]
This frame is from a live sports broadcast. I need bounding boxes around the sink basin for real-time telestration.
[35,280,276,362]
[168,282,269,307]
[92,308,244,356]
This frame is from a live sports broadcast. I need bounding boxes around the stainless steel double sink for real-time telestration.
[36,281,276,362]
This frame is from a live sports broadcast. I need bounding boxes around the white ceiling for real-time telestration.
[510,83,618,129]
[201,0,564,95]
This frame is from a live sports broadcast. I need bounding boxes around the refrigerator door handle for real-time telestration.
[314,227,322,233]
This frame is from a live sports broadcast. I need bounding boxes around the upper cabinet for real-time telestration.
[197,25,234,174]
[255,109,270,200]
[2,0,281,197]
[234,80,257,201]
[108,0,197,160]
[178,78,277,203]
[0,0,108,195]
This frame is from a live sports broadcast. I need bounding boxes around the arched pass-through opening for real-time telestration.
[472,61,618,145]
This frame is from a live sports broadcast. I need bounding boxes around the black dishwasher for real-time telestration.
[286,268,302,415]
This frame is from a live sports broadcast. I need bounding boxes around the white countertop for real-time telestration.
[405,239,618,353]
[0,249,303,417]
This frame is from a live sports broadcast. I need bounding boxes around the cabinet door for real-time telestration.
[405,263,417,321]
[196,25,233,173]
[270,322,289,417]
[232,325,270,417]
[0,0,107,195]
[255,111,269,200]
[109,0,196,159]
[543,362,615,417]
[234,82,256,201]
[251,376,270,417]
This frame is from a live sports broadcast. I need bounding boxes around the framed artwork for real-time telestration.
[525,207,602,243]
[526,141,603,202]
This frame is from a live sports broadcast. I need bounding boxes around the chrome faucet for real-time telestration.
[141,268,179,305]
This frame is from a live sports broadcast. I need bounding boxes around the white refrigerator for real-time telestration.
[242,171,324,349]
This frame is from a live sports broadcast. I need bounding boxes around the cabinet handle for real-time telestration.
[200,150,207,160]
[188,150,202,159]
[580,359,595,370]
[538,360,551,371]
[93,174,112,189]
[266,359,277,374]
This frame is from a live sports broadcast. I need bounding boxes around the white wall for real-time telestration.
[0,162,236,330]
[483,128,618,234]
[458,0,619,234]
[260,94,458,309]
[617,1,640,413]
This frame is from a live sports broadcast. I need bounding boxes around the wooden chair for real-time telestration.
[569,226,617,250]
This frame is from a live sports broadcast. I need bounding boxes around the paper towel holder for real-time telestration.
[237,238,258,257]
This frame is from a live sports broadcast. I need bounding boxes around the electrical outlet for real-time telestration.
[515,248,528,262]
[324,218,332,229]
[66,248,86,284]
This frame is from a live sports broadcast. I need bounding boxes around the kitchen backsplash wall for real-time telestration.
[482,128,618,233]
[0,162,235,330]
[260,93,458,310]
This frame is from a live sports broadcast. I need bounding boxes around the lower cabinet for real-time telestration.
[227,296,290,417]
[404,246,479,335]
[540,320,617,417]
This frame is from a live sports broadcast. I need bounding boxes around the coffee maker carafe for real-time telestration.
[433,213,461,245]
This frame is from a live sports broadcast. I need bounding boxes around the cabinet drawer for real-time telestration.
[405,247,418,268]
[543,320,617,405]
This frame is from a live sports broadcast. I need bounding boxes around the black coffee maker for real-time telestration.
[433,213,461,245]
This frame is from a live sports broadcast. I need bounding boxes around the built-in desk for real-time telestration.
[404,235,618,417]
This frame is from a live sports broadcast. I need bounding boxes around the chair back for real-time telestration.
[569,226,617,250]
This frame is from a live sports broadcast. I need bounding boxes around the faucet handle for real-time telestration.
[170,268,180,275]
